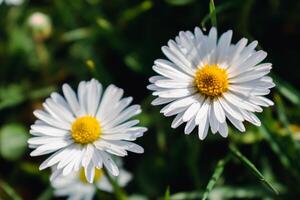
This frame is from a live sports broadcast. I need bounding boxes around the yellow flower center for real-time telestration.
[79,168,103,184]
[195,64,229,98]
[71,116,101,144]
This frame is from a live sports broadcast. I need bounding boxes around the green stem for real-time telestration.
[103,169,128,200]
[201,156,230,200]
[229,144,279,194]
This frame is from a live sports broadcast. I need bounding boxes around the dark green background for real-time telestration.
[0,0,300,199]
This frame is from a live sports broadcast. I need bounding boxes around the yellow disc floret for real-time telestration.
[79,168,103,184]
[71,116,101,144]
[195,64,229,98]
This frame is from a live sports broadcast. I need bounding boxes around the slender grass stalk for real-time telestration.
[201,156,230,200]
[0,180,23,200]
[164,186,170,200]
[209,0,217,28]
[229,144,278,194]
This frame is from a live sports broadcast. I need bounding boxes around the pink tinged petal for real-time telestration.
[213,99,226,123]
[33,110,70,130]
[198,113,209,140]
[100,151,119,176]
[62,84,82,117]
[218,121,228,138]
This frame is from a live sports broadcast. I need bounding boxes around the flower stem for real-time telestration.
[103,169,128,200]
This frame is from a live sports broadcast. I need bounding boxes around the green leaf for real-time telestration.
[229,144,278,194]
[201,158,228,200]
[209,0,217,27]
[0,85,25,110]
[165,0,195,6]
[273,75,300,107]
[0,123,29,161]
[120,1,153,23]
[259,124,300,179]
[164,186,170,200]
[0,180,23,200]
[124,53,143,73]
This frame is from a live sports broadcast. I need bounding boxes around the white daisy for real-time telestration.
[0,0,23,5]
[148,27,275,140]
[28,79,146,183]
[51,167,132,200]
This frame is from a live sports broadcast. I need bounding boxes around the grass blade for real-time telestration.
[164,186,170,200]
[201,157,229,200]
[229,144,278,194]
[209,0,217,27]
[273,75,300,107]
[0,180,22,200]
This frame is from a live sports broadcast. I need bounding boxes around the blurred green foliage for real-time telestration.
[0,0,299,199]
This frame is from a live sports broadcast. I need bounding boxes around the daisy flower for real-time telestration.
[51,167,132,200]
[28,79,146,183]
[148,27,275,140]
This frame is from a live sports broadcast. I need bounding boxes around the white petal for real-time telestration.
[62,84,82,117]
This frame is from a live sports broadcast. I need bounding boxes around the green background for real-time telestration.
[0,0,300,199]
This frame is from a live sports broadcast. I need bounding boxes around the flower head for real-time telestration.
[27,12,52,41]
[28,79,146,182]
[148,27,275,140]
[51,166,132,200]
